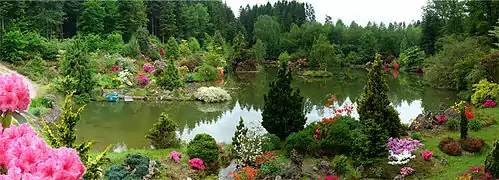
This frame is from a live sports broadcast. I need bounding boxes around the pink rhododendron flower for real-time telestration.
[0,74,30,112]
[135,74,149,86]
[142,63,155,74]
[437,115,447,124]
[0,124,85,179]
[188,158,204,170]
[421,149,434,161]
[400,167,414,177]
[169,151,181,163]
[483,99,496,108]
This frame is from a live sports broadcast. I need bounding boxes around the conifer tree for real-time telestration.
[486,140,499,178]
[231,31,249,64]
[157,56,184,91]
[78,0,105,35]
[460,106,468,139]
[262,62,306,140]
[165,36,179,60]
[357,53,402,159]
[232,117,248,155]
[145,112,180,149]
[59,39,96,95]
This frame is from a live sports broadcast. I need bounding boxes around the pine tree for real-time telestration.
[158,1,176,42]
[157,56,184,91]
[357,53,402,159]
[78,0,105,35]
[135,26,151,54]
[117,0,148,42]
[486,140,499,178]
[232,117,248,155]
[165,36,179,60]
[145,112,180,149]
[460,106,468,139]
[262,62,306,140]
[60,39,96,95]
[251,39,266,62]
[232,31,249,64]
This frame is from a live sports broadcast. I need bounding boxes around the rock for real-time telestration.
[394,175,405,180]
[312,166,318,171]
[443,108,459,120]
[409,112,434,131]
[318,160,330,170]
[439,158,448,166]
[218,161,237,180]
[275,176,282,180]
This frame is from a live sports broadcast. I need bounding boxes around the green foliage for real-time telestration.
[410,132,422,141]
[398,46,425,71]
[254,15,281,57]
[194,64,218,81]
[356,54,402,161]
[444,118,460,131]
[490,19,499,49]
[124,35,141,58]
[60,39,97,95]
[260,157,284,176]
[481,51,499,82]
[285,124,316,154]
[332,155,349,175]
[319,117,360,155]
[145,112,180,149]
[251,39,266,62]
[302,70,332,77]
[106,32,125,54]
[278,52,292,64]
[42,93,110,179]
[232,117,248,155]
[105,153,161,180]
[231,31,250,64]
[98,74,121,89]
[78,0,105,35]
[165,37,180,60]
[53,75,79,94]
[188,37,201,53]
[469,119,483,131]
[309,34,343,69]
[262,133,281,152]
[23,56,47,81]
[0,29,47,62]
[471,79,499,106]
[262,62,306,140]
[136,26,151,55]
[157,57,184,91]
[461,106,469,139]
[179,40,192,58]
[29,97,53,109]
[81,34,106,52]
[346,51,363,64]
[187,133,219,163]
[485,140,499,178]
[205,48,226,67]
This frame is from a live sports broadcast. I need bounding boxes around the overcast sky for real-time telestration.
[224,0,427,26]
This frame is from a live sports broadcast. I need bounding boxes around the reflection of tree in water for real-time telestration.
[227,71,269,111]
[385,72,424,107]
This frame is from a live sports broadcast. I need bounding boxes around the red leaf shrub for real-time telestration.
[460,137,485,153]
[439,136,462,156]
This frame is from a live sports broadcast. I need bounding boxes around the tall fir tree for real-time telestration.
[165,36,180,60]
[262,62,306,140]
[232,31,249,64]
[158,1,177,42]
[486,140,499,178]
[78,0,105,35]
[60,39,96,95]
[117,0,148,42]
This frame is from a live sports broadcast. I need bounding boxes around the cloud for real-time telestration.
[225,0,426,26]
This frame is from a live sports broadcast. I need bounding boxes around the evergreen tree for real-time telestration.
[232,117,248,155]
[60,39,96,95]
[158,1,176,42]
[165,36,179,60]
[188,37,201,53]
[232,31,249,64]
[124,35,141,58]
[251,39,266,62]
[179,39,192,58]
[136,26,151,54]
[309,34,341,70]
[421,2,442,55]
[460,106,468,139]
[262,62,306,140]
[486,140,499,178]
[157,56,184,91]
[78,0,105,35]
[117,0,148,42]
[357,54,402,159]
[145,112,180,149]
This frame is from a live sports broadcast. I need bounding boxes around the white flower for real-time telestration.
[194,86,231,103]
[388,150,415,165]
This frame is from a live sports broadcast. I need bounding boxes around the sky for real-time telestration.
[224,0,427,26]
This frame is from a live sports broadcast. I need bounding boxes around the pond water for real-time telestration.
[77,68,458,150]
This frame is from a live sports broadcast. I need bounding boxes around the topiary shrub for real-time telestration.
[145,112,180,149]
[469,119,483,131]
[332,155,349,175]
[439,136,462,156]
[232,117,248,156]
[157,56,184,91]
[262,61,306,140]
[105,153,161,180]
[444,118,460,131]
[193,86,231,103]
[485,140,499,178]
[187,133,219,164]
[460,137,485,153]
[262,133,281,152]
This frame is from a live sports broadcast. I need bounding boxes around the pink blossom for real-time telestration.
[400,167,414,177]
[0,74,30,112]
[188,158,204,170]
[135,74,149,86]
[169,151,181,163]
[142,63,155,74]
[421,149,433,161]
[483,99,496,108]
[387,137,424,155]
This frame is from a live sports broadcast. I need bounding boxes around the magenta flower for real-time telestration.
[387,137,424,155]
[170,151,181,163]
[0,74,30,112]
[400,167,414,177]
[135,74,149,87]
[188,158,204,170]
[483,99,497,108]
[142,63,155,74]
[421,149,433,161]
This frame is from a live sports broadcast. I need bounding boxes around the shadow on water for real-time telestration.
[78,68,457,150]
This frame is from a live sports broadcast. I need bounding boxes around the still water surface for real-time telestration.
[77,69,457,150]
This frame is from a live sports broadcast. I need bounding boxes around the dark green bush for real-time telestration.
[285,123,317,154]
[105,153,161,180]
[194,64,219,81]
[157,57,184,90]
[469,119,483,131]
[332,155,349,175]
[444,118,460,130]
[187,133,219,163]
[124,35,141,58]
[485,140,499,178]
[1,30,28,62]
[145,112,180,149]
[29,97,53,109]
[410,132,422,141]
[105,32,125,54]
[262,133,281,152]
[319,116,359,155]
[260,158,284,176]
[59,39,97,95]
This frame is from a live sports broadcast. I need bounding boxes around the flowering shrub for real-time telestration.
[483,99,497,108]
[188,158,204,170]
[233,119,265,166]
[229,166,258,180]
[194,86,231,103]
[118,70,133,86]
[466,106,476,120]
[0,124,85,179]
[388,150,416,165]
[255,151,276,166]
[452,101,467,113]
[170,151,181,163]
[318,176,339,180]
[135,73,149,86]
[387,137,424,155]
[110,65,121,73]
[400,167,414,177]
[421,149,434,161]
[458,166,492,180]
[314,95,354,141]
[160,48,164,56]
[142,63,155,74]
[0,73,30,128]
[437,115,447,124]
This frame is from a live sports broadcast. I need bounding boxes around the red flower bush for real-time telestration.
[483,99,497,108]
[466,106,475,119]
[421,149,434,161]
[255,151,276,166]
[458,166,492,180]
[228,166,258,180]
[318,176,338,180]
[188,158,204,170]
[437,115,447,124]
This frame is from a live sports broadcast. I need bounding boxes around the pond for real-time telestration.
[77,68,458,150]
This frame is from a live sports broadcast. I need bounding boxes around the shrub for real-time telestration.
[302,70,333,77]
[485,140,499,178]
[262,133,281,152]
[262,62,306,140]
[170,151,181,163]
[278,52,292,64]
[105,153,161,180]
[194,64,218,81]
[187,133,219,163]
[483,99,497,108]
[23,56,47,81]
[400,167,414,177]
[165,37,179,60]
[157,57,184,91]
[29,97,53,109]
[124,35,141,58]
[179,58,200,71]
[460,137,485,153]
[1,29,29,62]
[471,79,498,106]
[236,59,259,71]
[387,137,424,155]
[285,123,317,154]
[232,117,248,155]
[332,155,349,175]
[319,117,359,155]
[458,166,492,180]
[469,119,483,131]
[410,132,422,140]
[189,158,205,170]
[439,137,462,156]
[142,63,155,74]
[481,50,499,82]
[59,39,97,95]
[421,149,434,161]
[232,117,265,166]
[398,47,425,72]
[439,136,457,149]
[145,112,180,149]
[135,73,149,87]
[194,86,231,103]
[444,118,460,130]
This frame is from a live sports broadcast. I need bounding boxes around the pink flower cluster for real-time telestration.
[169,151,181,163]
[483,99,497,108]
[437,115,447,124]
[400,167,414,177]
[387,137,424,155]
[188,158,204,170]
[421,149,433,161]
[135,74,149,86]
[0,74,30,112]
[142,63,155,74]
[110,66,121,73]
[0,124,85,179]
[318,176,338,180]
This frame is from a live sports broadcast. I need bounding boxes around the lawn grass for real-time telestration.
[423,108,499,179]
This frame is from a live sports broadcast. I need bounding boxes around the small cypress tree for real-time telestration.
[231,117,248,155]
[486,140,499,178]
[460,106,468,139]
[357,53,402,159]
[60,39,96,95]
[136,26,151,54]
[42,92,111,179]
[165,36,179,60]
[145,112,180,149]
[261,62,306,140]
[157,56,184,91]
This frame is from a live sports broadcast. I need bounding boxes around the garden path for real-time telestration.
[0,63,38,98]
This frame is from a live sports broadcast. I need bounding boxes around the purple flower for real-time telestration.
[387,137,424,155]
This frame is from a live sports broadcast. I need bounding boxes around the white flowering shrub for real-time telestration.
[118,69,133,86]
[118,56,137,74]
[233,119,265,166]
[194,86,231,103]
[388,150,415,165]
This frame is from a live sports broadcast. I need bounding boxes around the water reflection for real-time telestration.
[78,68,457,150]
